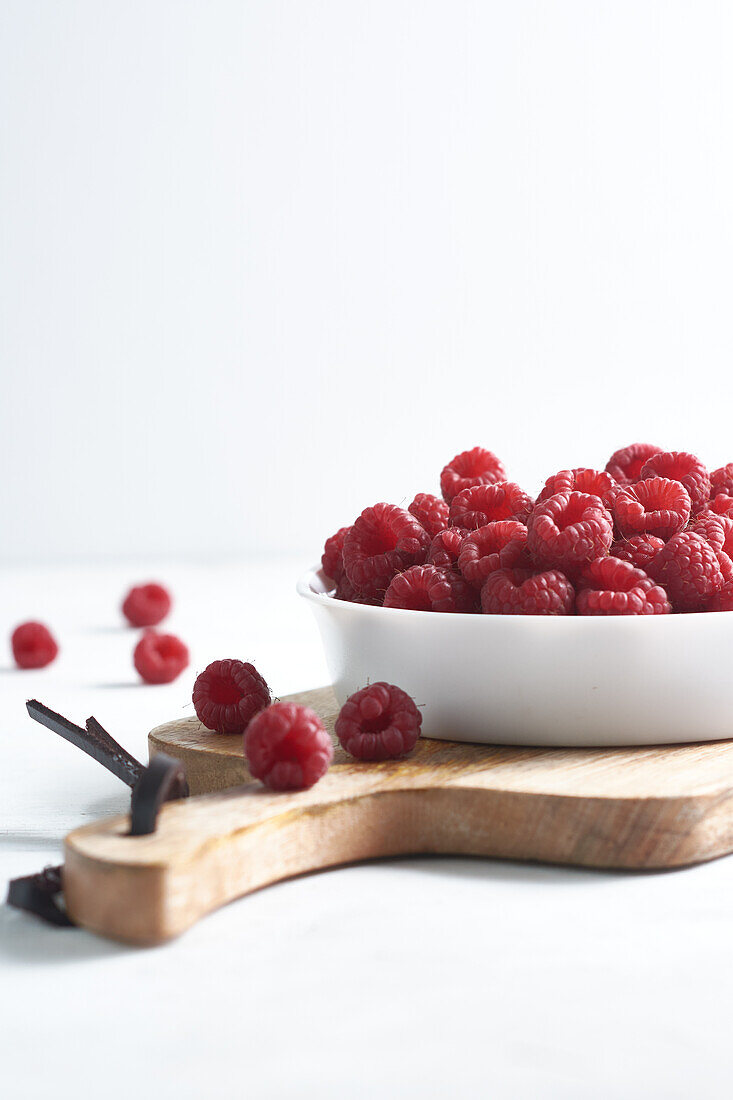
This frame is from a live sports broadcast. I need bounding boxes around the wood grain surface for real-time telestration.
[63,686,733,944]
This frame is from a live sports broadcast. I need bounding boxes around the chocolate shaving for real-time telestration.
[26,700,144,787]
[7,865,74,927]
[9,704,190,928]
[129,753,188,835]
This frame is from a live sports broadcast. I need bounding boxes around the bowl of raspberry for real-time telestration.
[298,446,733,747]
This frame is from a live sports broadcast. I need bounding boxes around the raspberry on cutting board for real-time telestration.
[335,682,422,761]
[193,659,270,734]
[244,703,333,790]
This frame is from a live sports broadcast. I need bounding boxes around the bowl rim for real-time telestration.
[296,566,730,624]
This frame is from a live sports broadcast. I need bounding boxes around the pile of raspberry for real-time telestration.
[321,445,733,616]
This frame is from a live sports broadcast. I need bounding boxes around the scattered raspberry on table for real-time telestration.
[134,631,189,684]
[244,702,334,790]
[11,622,59,669]
[193,658,270,734]
[122,583,172,628]
[335,682,422,761]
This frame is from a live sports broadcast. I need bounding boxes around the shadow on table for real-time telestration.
[0,904,134,964]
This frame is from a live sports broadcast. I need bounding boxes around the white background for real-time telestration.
[2,0,733,564]
[4,5,733,1100]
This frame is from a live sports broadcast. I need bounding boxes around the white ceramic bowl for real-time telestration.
[297,566,733,747]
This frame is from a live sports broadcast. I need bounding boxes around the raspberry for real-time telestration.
[481,568,575,616]
[134,631,189,684]
[710,464,733,498]
[611,477,691,541]
[440,447,506,503]
[449,482,533,531]
[718,549,733,585]
[610,534,665,570]
[244,702,333,790]
[640,451,711,513]
[121,583,172,628]
[538,468,617,507]
[708,493,733,517]
[11,622,59,669]
[192,659,270,734]
[333,575,381,605]
[427,528,465,572]
[383,564,476,612]
[408,493,450,538]
[335,682,422,761]
[526,492,613,572]
[321,527,350,583]
[605,443,662,486]
[458,520,528,588]
[689,512,728,552]
[343,504,430,599]
[576,557,671,616]
[648,531,724,611]
[708,583,733,612]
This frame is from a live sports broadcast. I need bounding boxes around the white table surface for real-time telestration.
[2,561,733,1100]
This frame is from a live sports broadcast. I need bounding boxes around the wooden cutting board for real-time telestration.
[62,685,733,945]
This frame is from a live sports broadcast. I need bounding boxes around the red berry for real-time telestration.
[244,702,333,790]
[576,557,671,616]
[458,520,528,589]
[611,477,691,541]
[427,527,465,572]
[343,504,430,599]
[605,443,662,486]
[689,512,728,552]
[449,482,533,531]
[610,534,666,571]
[11,622,59,669]
[648,531,724,611]
[134,631,189,684]
[708,493,733,517]
[710,464,733,498]
[526,491,613,572]
[383,563,476,612]
[640,451,711,514]
[192,659,270,734]
[333,575,381,605]
[481,568,575,616]
[409,493,450,539]
[122,583,172,628]
[321,527,350,583]
[708,583,733,612]
[335,682,422,761]
[538,468,617,507]
[440,447,506,503]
